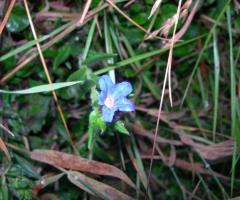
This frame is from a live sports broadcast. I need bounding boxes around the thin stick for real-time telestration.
[0,0,16,35]
[167,1,183,108]
[146,0,188,196]
[105,0,147,33]
[77,0,92,25]
[23,0,78,154]
[0,123,15,137]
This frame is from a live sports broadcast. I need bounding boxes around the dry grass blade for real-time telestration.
[0,123,15,137]
[146,0,183,192]
[105,0,147,33]
[30,149,135,188]
[78,0,92,25]
[129,123,183,146]
[136,106,229,139]
[146,0,201,195]
[23,0,78,154]
[163,0,200,47]
[0,0,16,35]
[0,137,11,160]
[180,135,234,162]
[136,106,186,121]
[147,0,192,39]
[161,0,192,37]
[125,139,148,196]
[142,155,230,181]
[67,171,135,200]
[148,0,162,19]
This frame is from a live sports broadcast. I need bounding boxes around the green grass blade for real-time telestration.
[128,134,153,200]
[109,25,123,59]
[227,6,237,196]
[82,20,96,62]
[0,81,83,94]
[94,34,206,75]
[0,22,71,62]
[121,34,160,99]
[170,167,187,200]
[186,96,206,137]
[212,30,220,141]
[181,0,231,107]
[104,12,115,82]
[197,69,209,109]
[199,155,229,199]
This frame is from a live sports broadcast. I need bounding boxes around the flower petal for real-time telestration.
[98,91,107,105]
[99,75,114,92]
[116,97,135,112]
[102,106,117,122]
[112,82,133,99]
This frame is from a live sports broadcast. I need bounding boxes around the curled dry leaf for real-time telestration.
[67,171,134,200]
[30,149,135,188]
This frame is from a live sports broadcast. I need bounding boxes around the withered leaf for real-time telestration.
[30,149,135,188]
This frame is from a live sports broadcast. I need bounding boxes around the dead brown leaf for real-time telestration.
[30,149,135,188]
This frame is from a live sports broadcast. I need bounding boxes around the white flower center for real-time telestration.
[104,96,115,108]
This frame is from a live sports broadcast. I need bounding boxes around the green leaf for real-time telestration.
[20,95,50,133]
[132,13,148,25]
[53,45,72,68]
[1,176,8,200]
[114,121,129,135]
[67,68,88,82]
[6,6,29,33]
[88,110,106,149]
[0,81,83,94]
[15,155,40,179]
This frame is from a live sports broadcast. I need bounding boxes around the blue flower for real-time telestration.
[98,75,135,122]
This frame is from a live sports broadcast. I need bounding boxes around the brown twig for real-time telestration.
[0,0,16,35]
[77,0,92,25]
[105,0,147,33]
[23,0,78,154]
